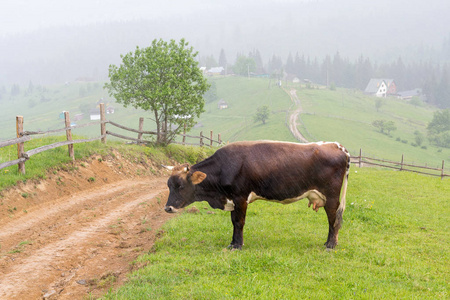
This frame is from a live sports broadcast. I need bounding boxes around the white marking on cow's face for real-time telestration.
[247,190,327,211]
[224,199,235,211]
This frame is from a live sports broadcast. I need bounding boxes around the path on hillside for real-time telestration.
[0,155,174,299]
[287,89,309,143]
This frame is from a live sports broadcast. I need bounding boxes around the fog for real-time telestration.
[1,0,449,84]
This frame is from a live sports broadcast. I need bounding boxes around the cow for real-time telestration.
[164,140,350,250]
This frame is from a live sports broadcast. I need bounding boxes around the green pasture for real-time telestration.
[102,168,449,299]
[2,76,449,171]
[0,137,214,190]
[0,82,153,141]
[295,87,450,169]
[187,76,295,143]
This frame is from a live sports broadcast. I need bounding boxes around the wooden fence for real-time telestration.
[0,103,222,174]
[350,149,448,179]
[1,104,447,179]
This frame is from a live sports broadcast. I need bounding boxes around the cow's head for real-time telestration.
[163,164,207,213]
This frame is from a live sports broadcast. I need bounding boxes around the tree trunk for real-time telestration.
[154,110,161,144]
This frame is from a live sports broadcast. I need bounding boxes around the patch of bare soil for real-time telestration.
[0,151,174,299]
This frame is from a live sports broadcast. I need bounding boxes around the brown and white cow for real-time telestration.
[164,140,350,250]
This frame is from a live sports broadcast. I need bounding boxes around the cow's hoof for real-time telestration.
[227,244,242,251]
[324,241,337,249]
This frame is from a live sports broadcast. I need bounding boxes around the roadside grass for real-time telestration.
[0,136,214,190]
[102,168,449,299]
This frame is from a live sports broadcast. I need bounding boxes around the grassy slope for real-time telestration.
[0,82,153,140]
[0,137,215,190]
[102,167,449,299]
[188,77,295,143]
[296,87,450,169]
[2,78,448,170]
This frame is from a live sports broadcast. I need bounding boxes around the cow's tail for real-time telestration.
[334,152,350,230]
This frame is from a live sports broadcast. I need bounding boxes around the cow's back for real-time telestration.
[210,141,348,200]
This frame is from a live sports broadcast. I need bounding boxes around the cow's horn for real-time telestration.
[162,165,174,171]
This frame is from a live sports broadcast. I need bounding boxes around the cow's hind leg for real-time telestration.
[324,198,340,249]
[228,198,248,250]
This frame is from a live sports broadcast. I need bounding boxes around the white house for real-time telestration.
[90,109,100,120]
[364,79,397,97]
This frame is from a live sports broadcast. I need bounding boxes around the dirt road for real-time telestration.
[287,89,309,143]
[0,153,173,299]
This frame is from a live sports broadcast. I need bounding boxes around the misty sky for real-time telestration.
[1,0,449,85]
[0,0,306,37]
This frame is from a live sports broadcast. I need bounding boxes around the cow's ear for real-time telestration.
[190,171,207,185]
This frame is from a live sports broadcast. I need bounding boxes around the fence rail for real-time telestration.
[350,149,448,179]
[0,103,222,174]
[1,104,447,179]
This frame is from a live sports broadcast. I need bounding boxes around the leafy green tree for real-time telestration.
[372,119,396,134]
[254,106,270,125]
[104,38,209,145]
[233,55,256,76]
[427,109,450,148]
[384,120,397,134]
[410,96,424,107]
[414,130,425,146]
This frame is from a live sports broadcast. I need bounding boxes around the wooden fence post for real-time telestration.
[199,131,204,147]
[442,160,445,180]
[100,103,106,144]
[400,154,404,171]
[64,111,74,160]
[137,117,144,144]
[16,115,25,174]
[358,148,362,168]
[218,133,221,145]
[210,130,213,147]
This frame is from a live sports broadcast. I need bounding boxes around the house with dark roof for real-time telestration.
[397,88,423,101]
[364,79,397,97]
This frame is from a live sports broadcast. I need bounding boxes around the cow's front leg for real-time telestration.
[228,198,248,250]
[324,198,340,249]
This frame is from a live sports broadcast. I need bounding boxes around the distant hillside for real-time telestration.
[1,76,448,172]
[192,77,450,169]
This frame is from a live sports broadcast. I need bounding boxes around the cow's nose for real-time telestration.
[164,206,177,213]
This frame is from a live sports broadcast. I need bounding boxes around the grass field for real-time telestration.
[0,137,214,190]
[101,167,449,299]
[296,87,450,169]
[187,76,295,143]
[2,77,449,171]
[0,82,153,140]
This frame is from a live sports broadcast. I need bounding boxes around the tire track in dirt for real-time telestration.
[287,89,309,143]
[0,180,142,241]
[0,169,173,299]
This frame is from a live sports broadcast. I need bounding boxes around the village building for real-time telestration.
[89,109,100,121]
[397,88,423,101]
[364,79,397,97]
[206,67,225,76]
[217,99,228,110]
